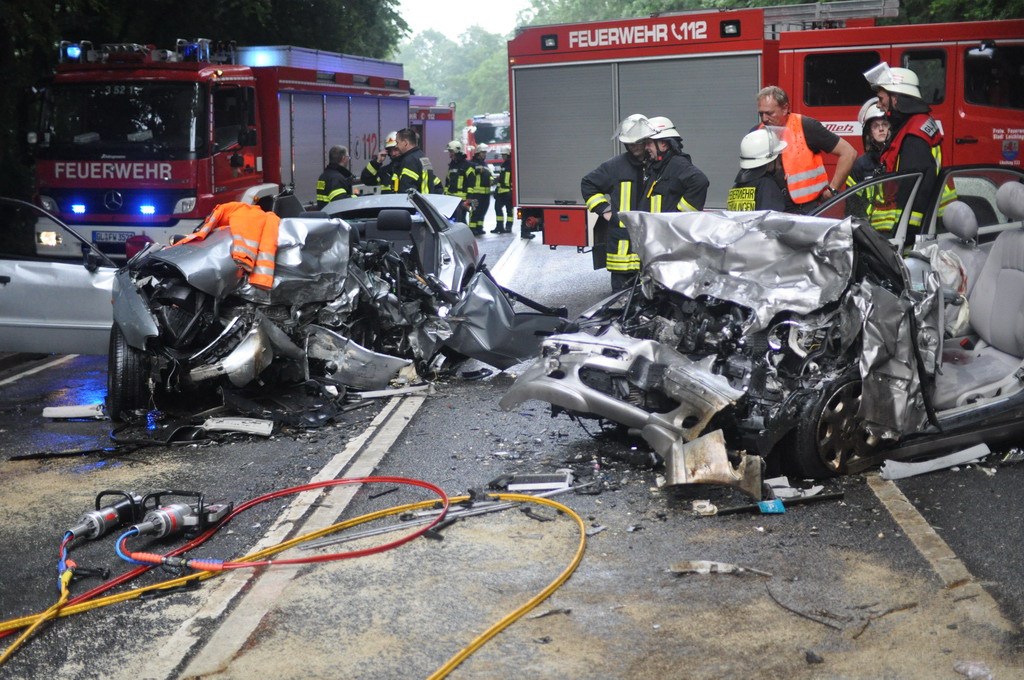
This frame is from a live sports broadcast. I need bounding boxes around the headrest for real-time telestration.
[377,208,412,232]
[942,201,978,242]
[996,182,1024,222]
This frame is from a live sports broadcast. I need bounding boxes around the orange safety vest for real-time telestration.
[176,202,280,290]
[777,114,829,205]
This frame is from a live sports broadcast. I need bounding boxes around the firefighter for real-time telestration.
[492,149,515,234]
[391,128,443,195]
[581,113,657,291]
[641,116,709,214]
[444,140,475,224]
[466,143,492,236]
[315,145,354,208]
[864,62,946,239]
[727,128,794,212]
[756,86,856,212]
[361,131,399,193]
[847,98,897,232]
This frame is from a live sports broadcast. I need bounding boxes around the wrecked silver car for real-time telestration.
[502,181,1024,486]
[108,191,564,418]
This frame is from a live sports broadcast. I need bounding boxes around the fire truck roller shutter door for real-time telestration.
[617,54,759,210]
[292,93,327,207]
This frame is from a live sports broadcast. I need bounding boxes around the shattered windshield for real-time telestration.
[38,82,207,160]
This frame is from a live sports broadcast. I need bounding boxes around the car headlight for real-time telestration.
[172,196,197,214]
[37,230,63,247]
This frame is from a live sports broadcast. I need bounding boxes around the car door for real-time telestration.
[812,171,925,250]
[928,166,1024,245]
[0,198,116,355]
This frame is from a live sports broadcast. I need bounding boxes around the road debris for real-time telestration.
[880,444,989,479]
[692,500,718,516]
[954,660,994,680]
[668,560,772,577]
[41,403,106,420]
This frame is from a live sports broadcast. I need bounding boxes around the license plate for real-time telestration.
[93,230,136,243]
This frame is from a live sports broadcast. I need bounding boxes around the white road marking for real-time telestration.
[145,395,427,679]
[0,354,78,386]
[490,234,531,286]
[866,472,1015,632]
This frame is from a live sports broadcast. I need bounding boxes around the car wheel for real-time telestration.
[107,324,151,420]
[786,374,878,479]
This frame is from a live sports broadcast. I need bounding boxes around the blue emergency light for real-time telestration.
[66,44,82,60]
[71,204,86,214]
[139,205,156,215]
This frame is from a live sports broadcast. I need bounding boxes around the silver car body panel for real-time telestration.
[622,210,854,333]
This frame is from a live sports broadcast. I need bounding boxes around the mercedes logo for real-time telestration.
[103,190,124,211]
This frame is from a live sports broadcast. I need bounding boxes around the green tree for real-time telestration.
[398,27,509,122]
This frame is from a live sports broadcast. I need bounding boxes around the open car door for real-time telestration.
[0,198,117,355]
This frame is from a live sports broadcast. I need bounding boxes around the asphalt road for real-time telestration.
[0,221,1022,678]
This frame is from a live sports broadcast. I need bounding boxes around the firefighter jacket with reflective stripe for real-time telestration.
[581,152,645,272]
[641,150,709,213]
[847,152,897,232]
[392,146,443,194]
[176,202,280,290]
[445,155,475,199]
[315,163,354,208]
[495,160,512,195]
[467,158,491,195]
[727,165,790,212]
[881,112,944,230]
[779,114,830,204]
[360,157,395,193]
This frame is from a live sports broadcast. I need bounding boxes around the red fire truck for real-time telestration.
[31,39,412,257]
[462,112,512,172]
[507,4,1024,248]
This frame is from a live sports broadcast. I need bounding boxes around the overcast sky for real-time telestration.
[397,0,533,39]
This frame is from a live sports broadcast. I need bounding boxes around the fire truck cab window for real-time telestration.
[903,50,946,105]
[39,82,205,159]
[803,52,879,107]
[965,45,1024,110]
[213,86,246,150]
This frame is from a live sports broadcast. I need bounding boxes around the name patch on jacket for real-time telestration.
[920,117,940,139]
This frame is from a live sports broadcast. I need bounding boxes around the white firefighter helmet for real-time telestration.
[475,143,490,155]
[739,127,787,170]
[648,115,681,140]
[614,114,657,144]
[446,140,463,153]
[857,97,887,127]
[384,131,399,149]
[863,62,922,99]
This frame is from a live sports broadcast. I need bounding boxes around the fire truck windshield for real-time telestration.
[473,123,510,145]
[38,82,207,159]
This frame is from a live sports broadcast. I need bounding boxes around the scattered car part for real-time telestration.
[200,417,274,437]
[42,404,106,420]
[667,560,772,577]
[879,443,989,480]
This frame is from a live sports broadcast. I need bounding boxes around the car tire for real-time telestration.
[785,373,876,479]
[107,324,151,420]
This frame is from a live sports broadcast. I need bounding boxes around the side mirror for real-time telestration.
[230,152,245,168]
[82,245,103,272]
[237,128,257,147]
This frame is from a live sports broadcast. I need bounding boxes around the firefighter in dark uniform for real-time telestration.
[865,62,946,240]
[315,145,354,208]
[581,114,657,291]
[466,143,492,236]
[444,140,475,224]
[846,98,897,232]
[360,131,399,193]
[727,127,795,212]
[493,149,515,234]
[391,128,443,195]
[641,116,709,214]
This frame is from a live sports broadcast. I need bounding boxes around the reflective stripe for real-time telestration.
[650,195,662,213]
[677,197,697,212]
[618,181,632,211]
[607,239,640,272]
[909,211,923,227]
[586,194,608,211]
[402,168,420,180]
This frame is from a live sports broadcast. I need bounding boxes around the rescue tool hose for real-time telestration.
[0,476,448,659]
[1,489,586,680]
[426,493,587,680]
